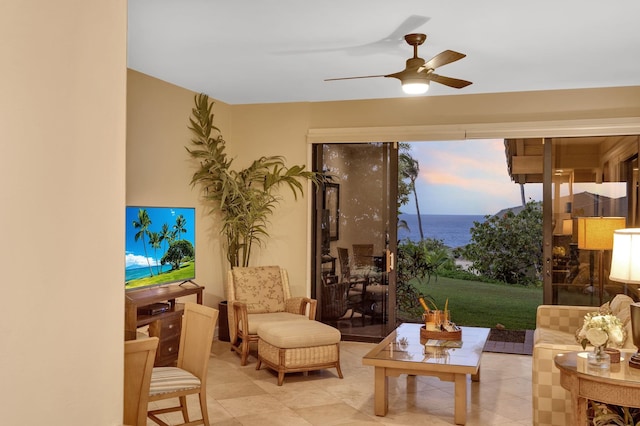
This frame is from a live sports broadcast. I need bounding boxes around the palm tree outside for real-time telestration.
[399,151,424,240]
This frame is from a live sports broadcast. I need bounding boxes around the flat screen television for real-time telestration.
[125,206,196,291]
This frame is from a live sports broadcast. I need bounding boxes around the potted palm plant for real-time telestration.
[186,94,321,341]
[186,93,320,267]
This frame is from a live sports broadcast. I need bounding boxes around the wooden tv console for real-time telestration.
[125,283,204,366]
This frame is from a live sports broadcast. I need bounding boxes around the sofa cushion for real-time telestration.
[610,294,634,322]
[534,328,581,346]
[610,294,636,349]
[573,294,634,349]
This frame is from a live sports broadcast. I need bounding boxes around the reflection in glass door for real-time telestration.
[547,136,640,306]
[312,143,397,341]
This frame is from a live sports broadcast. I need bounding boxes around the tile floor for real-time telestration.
[147,339,533,425]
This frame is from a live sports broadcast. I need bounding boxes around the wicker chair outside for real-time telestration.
[321,275,349,321]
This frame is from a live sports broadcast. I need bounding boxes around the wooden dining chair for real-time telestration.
[124,336,159,426]
[337,247,370,326]
[352,243,374,268]
[147,303,219,426]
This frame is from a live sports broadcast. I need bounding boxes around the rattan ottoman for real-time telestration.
[256,320,343,385]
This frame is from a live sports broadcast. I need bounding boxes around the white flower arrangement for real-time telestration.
[576,312,626,349]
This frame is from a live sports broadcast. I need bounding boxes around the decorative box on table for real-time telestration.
[420,326,462,343]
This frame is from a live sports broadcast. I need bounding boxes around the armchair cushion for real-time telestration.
[231,265,286,313]
[244,312,308,335]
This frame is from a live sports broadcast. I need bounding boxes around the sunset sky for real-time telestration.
[406,139,543,215]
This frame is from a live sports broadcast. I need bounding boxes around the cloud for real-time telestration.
[125,252,159,269]
[405,139,542,215]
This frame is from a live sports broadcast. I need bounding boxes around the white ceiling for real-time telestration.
[128,0,640,105]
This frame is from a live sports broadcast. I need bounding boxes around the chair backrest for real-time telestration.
[337,247,351,280]
[177,303,219,384]
[321,276,349,320]
[124,336,158,426]
[227,266,291,314]
[352,244,374,268]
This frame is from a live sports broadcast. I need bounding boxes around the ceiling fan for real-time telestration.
[325,33,472,95]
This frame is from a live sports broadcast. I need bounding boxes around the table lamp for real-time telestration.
[609,228,640,369]
[577,217,627,305]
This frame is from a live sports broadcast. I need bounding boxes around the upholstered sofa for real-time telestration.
[532,294,635,425]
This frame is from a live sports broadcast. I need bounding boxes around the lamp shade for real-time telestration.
[577,217,626,250]
[562,219,573,235]
[401,79,429,94]
[610,228,640,284]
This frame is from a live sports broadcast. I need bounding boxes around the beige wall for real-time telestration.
[127,73,317,301]
[227,103,314,296]
[1,1,127,425]
[126,70,232,307]
[127,71,640,304]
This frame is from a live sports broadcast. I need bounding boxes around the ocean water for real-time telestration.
[125,264,173,281]
[398,213,486,248]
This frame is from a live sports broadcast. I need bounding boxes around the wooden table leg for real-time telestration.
[374,367,388,416]
[471,366,480,382]
[454,373,467,425]
[575,394,588,426]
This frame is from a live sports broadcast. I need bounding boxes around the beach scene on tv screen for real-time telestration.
[125,206,195,290]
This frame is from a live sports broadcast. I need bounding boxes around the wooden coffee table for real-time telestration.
[362,323,490,425]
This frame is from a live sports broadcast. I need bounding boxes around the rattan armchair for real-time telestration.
[227,265,317,365]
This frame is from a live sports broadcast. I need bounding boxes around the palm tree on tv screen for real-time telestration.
[132,208,154,277]
[173,214,187,240]
[148,231,162,275]
[160,222,172,253]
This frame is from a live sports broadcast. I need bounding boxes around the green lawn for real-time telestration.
[125,261,195,290]
[409,276,543,330]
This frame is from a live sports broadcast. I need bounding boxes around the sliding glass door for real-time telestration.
[547,136,640,305]
[312,142,398,341]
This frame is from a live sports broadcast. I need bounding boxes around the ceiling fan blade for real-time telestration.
[325,74,387,81]
[428,73,473,89]
[423,50,466,70]
[385,15,430,41]
[276,15,430,56]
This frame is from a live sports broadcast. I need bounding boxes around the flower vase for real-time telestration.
[587,345,611,371]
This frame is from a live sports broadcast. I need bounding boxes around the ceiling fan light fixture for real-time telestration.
[325,33,471,93]
[401,79,429,94]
